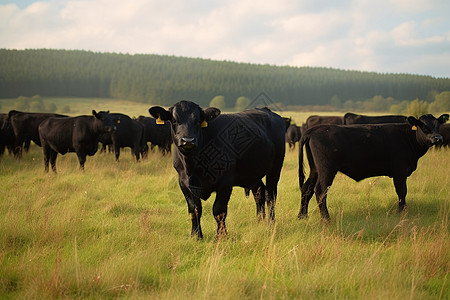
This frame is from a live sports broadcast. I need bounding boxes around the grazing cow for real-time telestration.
[298,114,449,220]
[304,115,343,130]
[344,112,407,125]
[38,111,116,172]
[286,124,301,150]
[437,123,450,148]
[97,113,147,161]
[0,113,15,156]
[2,110,67,157]
[149,100,286,238]
[136,116,172,155]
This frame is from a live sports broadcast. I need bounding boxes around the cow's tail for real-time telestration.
[298,133,310,190]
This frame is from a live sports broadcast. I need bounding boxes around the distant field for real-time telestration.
[0,96,346,128]
[0,97,152,118]
[0,134,448,298]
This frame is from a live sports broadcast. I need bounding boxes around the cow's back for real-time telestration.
[196,108,285,187]
[344,112,407,125]
[305,115,343,129]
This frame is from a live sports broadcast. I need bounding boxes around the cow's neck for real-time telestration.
[407,129,430,158]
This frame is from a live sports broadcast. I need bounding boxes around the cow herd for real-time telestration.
[1,102,449,238]
[0,110,173,172]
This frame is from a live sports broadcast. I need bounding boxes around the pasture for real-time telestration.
[0,99,449,299]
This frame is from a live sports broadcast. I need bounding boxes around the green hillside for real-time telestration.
[1,49,449,107]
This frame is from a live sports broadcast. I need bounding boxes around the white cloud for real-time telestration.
[0,0,449,77]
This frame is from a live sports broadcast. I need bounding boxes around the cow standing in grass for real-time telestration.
[98,113,147,161]
[2,110,67,157]
[38,110,116,172]
[286,124,301,150]
[298,114,449,220]
[136,116,172,155]
[149,100,286,238]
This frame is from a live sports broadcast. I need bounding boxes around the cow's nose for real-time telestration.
[180,137,197,150]
[433,135,443,144]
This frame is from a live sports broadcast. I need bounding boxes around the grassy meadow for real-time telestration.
[0,98,449,299]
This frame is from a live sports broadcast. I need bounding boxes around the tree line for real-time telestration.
[1,49,450,109]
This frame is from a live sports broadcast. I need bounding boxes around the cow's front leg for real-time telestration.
[393,177,407,213]
[189,200,203,239]
[180,183,203,239]
[213,187,232,236]
[76,152,87,170]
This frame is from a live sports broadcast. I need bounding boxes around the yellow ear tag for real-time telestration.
[411,125,417,131]
[201,120,208,128]
[116,119,120,124]
[156,116,165,125]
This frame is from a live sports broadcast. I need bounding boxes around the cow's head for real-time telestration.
[149,101,221,155]
[92,110,117,133]
[408,114,449,146]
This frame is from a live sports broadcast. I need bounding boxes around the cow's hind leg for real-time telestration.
[213,187,232,236]
[42,144,51,172]
[393,176,407,213]
[49,151,58,173]
[251,180,266,221]
[114,145,120,161]
[76,152,87,170]
[314,172,336,221]
[266,170,282,223]
[298,171,318,219]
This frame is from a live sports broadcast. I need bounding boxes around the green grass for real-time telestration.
[0,98,448,298]
[0,142,448,299]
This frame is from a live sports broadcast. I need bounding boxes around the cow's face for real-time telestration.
[149,101,221,155]
[92,110,117,133]
[408,114,449,146]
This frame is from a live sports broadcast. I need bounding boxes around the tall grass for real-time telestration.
[1,129,449,298]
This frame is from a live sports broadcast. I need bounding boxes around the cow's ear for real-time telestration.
[92,110,98,118]
[149,106,171,121]
[203,107,221,122]
[438,114,449,124]
[407,116,421,130]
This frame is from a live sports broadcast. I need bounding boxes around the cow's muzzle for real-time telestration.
[180,137,197,152]
[432,135,443,144]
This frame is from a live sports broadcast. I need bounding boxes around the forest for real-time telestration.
[1,49,450,109]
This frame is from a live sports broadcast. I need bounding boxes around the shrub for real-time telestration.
[210,95,226,110]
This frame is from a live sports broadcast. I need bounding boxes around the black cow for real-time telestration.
[437,123,450,148]
[298,114,449,220]
[344,112,407,125]
[97,113,147,161]
[149,100,286,238]
[38,111,116,172]
[0,113,15,156]
[136,116,172,155]
[286,124,301,150]
[2,110,67,157]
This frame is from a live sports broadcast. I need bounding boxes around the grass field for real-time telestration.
[0,99,449,299]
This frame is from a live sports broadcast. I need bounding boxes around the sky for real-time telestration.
[1,0,449,78]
